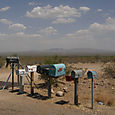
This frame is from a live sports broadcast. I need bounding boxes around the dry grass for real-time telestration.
[95,94,115,106]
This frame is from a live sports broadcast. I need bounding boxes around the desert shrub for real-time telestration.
[102,63,115,78]
[95,94,115,106]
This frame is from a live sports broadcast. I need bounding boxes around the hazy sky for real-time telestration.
[0,0,115,52]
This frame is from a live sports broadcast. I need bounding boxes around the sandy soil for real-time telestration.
[0,63,115,115]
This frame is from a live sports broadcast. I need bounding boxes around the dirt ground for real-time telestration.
[0,62,115,115]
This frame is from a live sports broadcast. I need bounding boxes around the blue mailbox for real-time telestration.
[87,71,98,79]
[49,64,66,77]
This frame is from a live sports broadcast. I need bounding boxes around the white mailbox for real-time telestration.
[26,65,37,72]
[71,70,83,79]
[16,69,28,76]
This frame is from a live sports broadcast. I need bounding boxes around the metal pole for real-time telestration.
[12,63,14,91]
[30,72,34,95]
[91,78,93,109]
[48,76,51,98]
[74,78,78,106]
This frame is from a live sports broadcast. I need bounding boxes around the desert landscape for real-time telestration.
[0,56,115,115]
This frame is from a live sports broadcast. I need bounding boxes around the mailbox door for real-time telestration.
[92,71,98,78]
[71,71,75,79]
[55,64,66,77]
[49,64,66,77]
[87,71,93,79]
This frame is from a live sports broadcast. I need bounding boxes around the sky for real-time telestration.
[0,0,115,52]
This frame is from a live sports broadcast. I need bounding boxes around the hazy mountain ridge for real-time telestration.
[0,48,115,56]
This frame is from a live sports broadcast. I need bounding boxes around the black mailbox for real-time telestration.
[6,57,19,67]
[37,65,50,75]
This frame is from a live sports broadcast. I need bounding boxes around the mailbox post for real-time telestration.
[12,63,14,91]
[48,76,51,98]
[30,72,34,95]
[26,65,37,95]
[16,69,28,93]
[5,57,19,91]
[71,70,83,106]
[48,64,66,98]
[87,71,98,109]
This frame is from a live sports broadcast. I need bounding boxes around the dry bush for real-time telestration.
[102,63,115,79]
[107,98,115,106]
[95,94,108,104]
[95,94,115,106]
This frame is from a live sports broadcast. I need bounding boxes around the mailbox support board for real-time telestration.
[74,78,79,106]
[19,75,25,93]
[30,72,34,95]
[91,78,93,109]
[48,76,51,98]
[4,57,20,91]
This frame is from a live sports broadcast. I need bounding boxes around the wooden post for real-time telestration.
[30,72,34,95]
[48,76,51,98]
[19,75,24,93]
[17,63,20,86]
[74,78,78,106]
[12,63,14,91]
[91,78,94,109]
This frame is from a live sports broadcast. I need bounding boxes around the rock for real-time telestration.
[82,81,86,84]
[112,87,114,90]
[51,89,54,94]
[63,87,68,93]
[95,83,99,85]
[56,91,64,97]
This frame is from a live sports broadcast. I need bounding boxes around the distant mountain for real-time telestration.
[0,48,115,56]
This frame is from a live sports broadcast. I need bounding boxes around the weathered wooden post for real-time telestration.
[30,72,34,95]
[16,69,27,94]
[48,76,51,98]
[17,63,20,86]
[74,78,79,105]
[48,64,66,98]
[12,63,14,91]
[5,57,19,91]
[26,65,37,95]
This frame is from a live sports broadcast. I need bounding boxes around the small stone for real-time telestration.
[56,91,64,97]
[63,87,68,93]
[82,81,86,84]
[95,83,99,85]
[112,87,114,90]
[51,89,54,94]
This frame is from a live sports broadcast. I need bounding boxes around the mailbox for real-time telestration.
[16,69,28,76]
[87,71,98,79]
[37,65,50,75]
[49,64,66,77]
[71,70,83,79]
[6,57,19,67]
[26,65,37,72]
